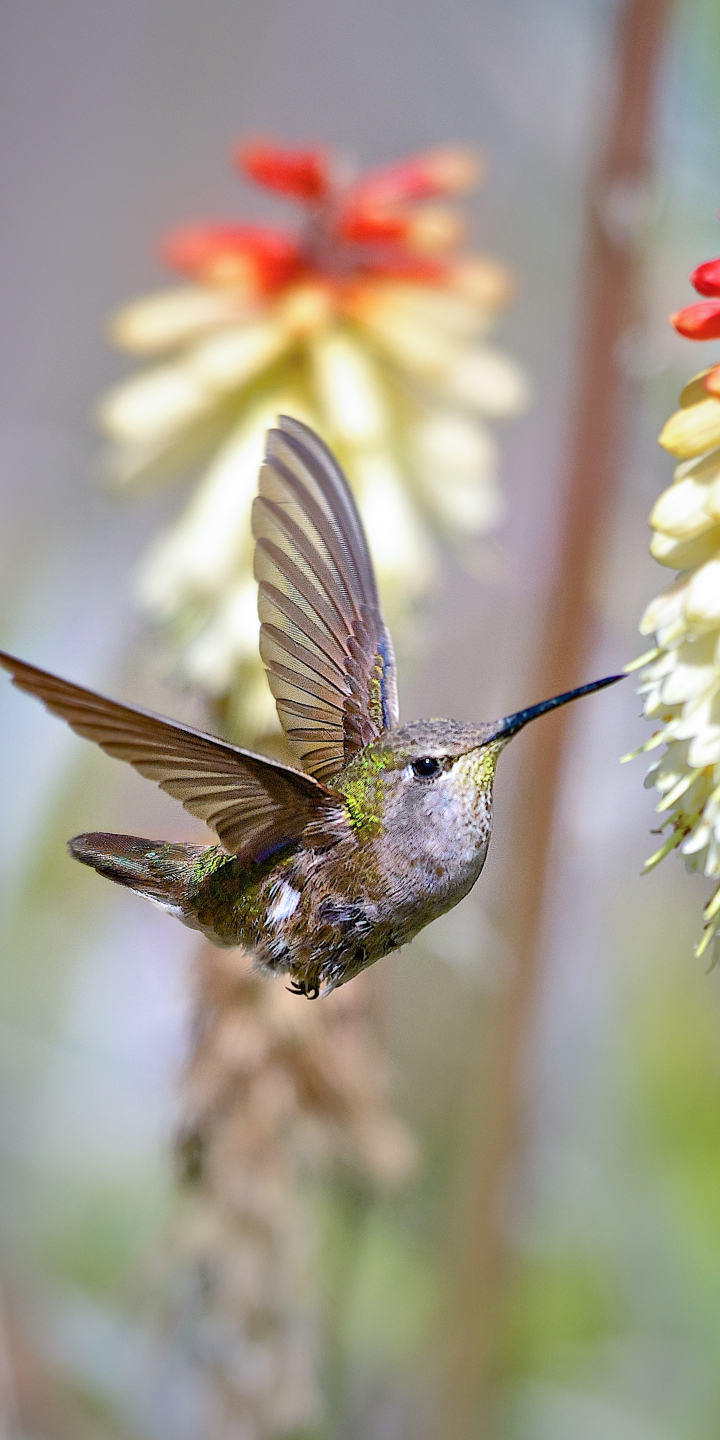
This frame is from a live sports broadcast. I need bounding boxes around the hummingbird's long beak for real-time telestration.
[489,673,625,745]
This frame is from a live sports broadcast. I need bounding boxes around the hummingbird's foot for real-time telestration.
[286,979,321,1000]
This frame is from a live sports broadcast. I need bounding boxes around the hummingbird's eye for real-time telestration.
[411,755,441,779]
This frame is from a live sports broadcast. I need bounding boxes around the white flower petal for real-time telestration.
[440,345,530,416]
[411,412,502,532]
[310,331,390,445]
[639,576,689,637]
[110,287,255,354]
[188,320,290,391]
[650,475,714,540]
[357,306,461,377]
[355,282,486,339]
[688,729,720,768]
[684,558,720,630]
[135,400,286,615]
[99,364,215,443]
[183,580,261,693]
[650,527,720,570]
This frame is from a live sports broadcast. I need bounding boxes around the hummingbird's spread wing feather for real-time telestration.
[0,650,345,863]
[253,415,399,782]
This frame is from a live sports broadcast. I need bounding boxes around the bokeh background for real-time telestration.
[2,0,720,1437]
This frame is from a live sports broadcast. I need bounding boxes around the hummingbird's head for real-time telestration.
[335,674,623,888]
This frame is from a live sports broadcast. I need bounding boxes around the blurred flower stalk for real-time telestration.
[100,137,527,738]
[636,242,720,961]
[166,946,414,1440]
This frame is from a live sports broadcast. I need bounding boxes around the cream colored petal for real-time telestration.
[674,444,720,484]
[451,258,514,309]
[684,558,720,630]
[183,580,261,693]
[688,728,720,767]
[99,363,215,443]
[659,397,720,459]
[356,306,461,378]
[187,319,290,392]
[110,287,256,354]
[353,282,486,339]
[659,634,718,705]
[650,475,714,540]
[705,470,720,520]
[650,527,720,571]
[411,412,502,532]
[135,400,284,616]
[439,345,530,416]
[682,821,712,855]
[639,577,689,638]
[310,331,390,445]
[679,368,715,407]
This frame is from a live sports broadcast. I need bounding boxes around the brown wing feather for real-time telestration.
[0,650,345,863]
[252,416,399,781]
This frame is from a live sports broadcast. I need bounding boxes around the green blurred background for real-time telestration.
[2,0,720,1437]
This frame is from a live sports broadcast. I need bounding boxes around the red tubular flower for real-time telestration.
[339,207,410,244]
[671,301,720,341]
[237,140,329,201]
[350,147,481,207]
[161,224,303,292]
[691,257,720,297]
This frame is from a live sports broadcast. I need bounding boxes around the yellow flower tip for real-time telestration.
[679,368,715,408]
[694,924,715,961]
[658,397,720,459]
[108,288,252,354]
[202,253,258,288]
[644,829,684,870]
[276,282,335,338]
[421,146,485,195]
[407,206,465,254]
[624,648,660,672]
[451,258,515,309]
[703,884,720,922]
[311,330,389,446]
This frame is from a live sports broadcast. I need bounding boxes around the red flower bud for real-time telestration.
[161,225,303,292]
[671,301,720,341]
[237,140,329,201]
[339,206,409,244]
[691,258,720,297]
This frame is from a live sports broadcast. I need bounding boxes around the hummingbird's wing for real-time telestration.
[253,415,399,782]
[0,650,346,864]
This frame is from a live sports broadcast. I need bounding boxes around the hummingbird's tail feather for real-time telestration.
[69,832,208,920]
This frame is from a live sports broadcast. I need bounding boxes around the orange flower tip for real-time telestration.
[339,208,410,244]
[352,146,483,206]
[691,257,720,297]
[360,254,448,284]
[451,257,514,307]
[704,363,720,397]
[671,301,720,341]
[339,204,464,253]
[161,225,303,292]
[237,139,329,201]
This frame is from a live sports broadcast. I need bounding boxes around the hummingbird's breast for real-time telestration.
[371,750,496,936]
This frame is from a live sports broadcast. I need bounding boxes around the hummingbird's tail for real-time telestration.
[69,832,208,921]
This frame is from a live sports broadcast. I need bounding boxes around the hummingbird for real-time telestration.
[0,416,622,997]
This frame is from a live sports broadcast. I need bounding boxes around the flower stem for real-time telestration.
[437,1,670,1434]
